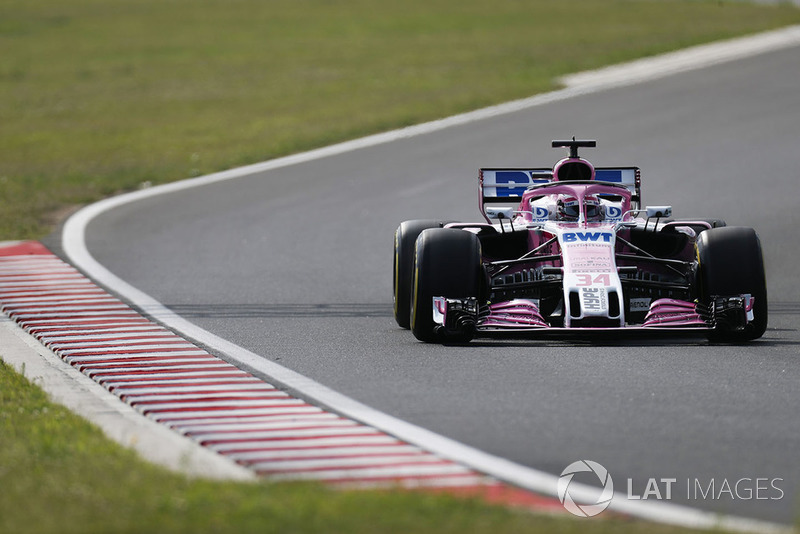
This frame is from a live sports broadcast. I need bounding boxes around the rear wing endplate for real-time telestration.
[479,167,641,220]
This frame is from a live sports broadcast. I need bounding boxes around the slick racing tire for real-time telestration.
[697,226,767,342]
[393,220,453,329]
[411,228,482,343]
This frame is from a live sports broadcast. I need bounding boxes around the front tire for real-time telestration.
[411,228,482,343]
[697,226,767,341]
[393,220,453,328]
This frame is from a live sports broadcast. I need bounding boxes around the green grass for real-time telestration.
[0,359,714,534]
[1,0,800,239]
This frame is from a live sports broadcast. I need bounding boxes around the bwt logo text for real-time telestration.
[562,232,613,243]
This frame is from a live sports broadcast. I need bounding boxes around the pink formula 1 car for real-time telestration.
[393,139,767,343]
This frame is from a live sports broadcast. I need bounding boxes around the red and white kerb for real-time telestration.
[0,241,563,511]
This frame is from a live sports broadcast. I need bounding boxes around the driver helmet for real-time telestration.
[556,195,602,221]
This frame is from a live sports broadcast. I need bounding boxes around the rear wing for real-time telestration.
[479,167,641,220]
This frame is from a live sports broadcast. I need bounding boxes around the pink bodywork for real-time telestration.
[471,159,711,332]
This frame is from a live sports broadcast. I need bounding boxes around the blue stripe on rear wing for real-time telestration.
[595,169,631,183]
[480,167,641,220]
[481,169,552,198]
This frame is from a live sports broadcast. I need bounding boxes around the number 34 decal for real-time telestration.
[575,274,611,286]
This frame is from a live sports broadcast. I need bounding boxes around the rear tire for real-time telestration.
[393,220,452,328]
[697,227,767,341]
[411,228,482,343]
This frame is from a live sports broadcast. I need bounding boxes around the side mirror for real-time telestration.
[645,206,672,218]
[485,207,515,220]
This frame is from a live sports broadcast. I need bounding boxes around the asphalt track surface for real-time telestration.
[73,45,800,524]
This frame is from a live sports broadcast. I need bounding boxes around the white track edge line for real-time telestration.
[60,27,800,533]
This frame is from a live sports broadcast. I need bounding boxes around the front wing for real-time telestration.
[432,296,755,338]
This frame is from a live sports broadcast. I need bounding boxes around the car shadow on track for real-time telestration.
[159,303,394,319]
[448,302,800,349]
